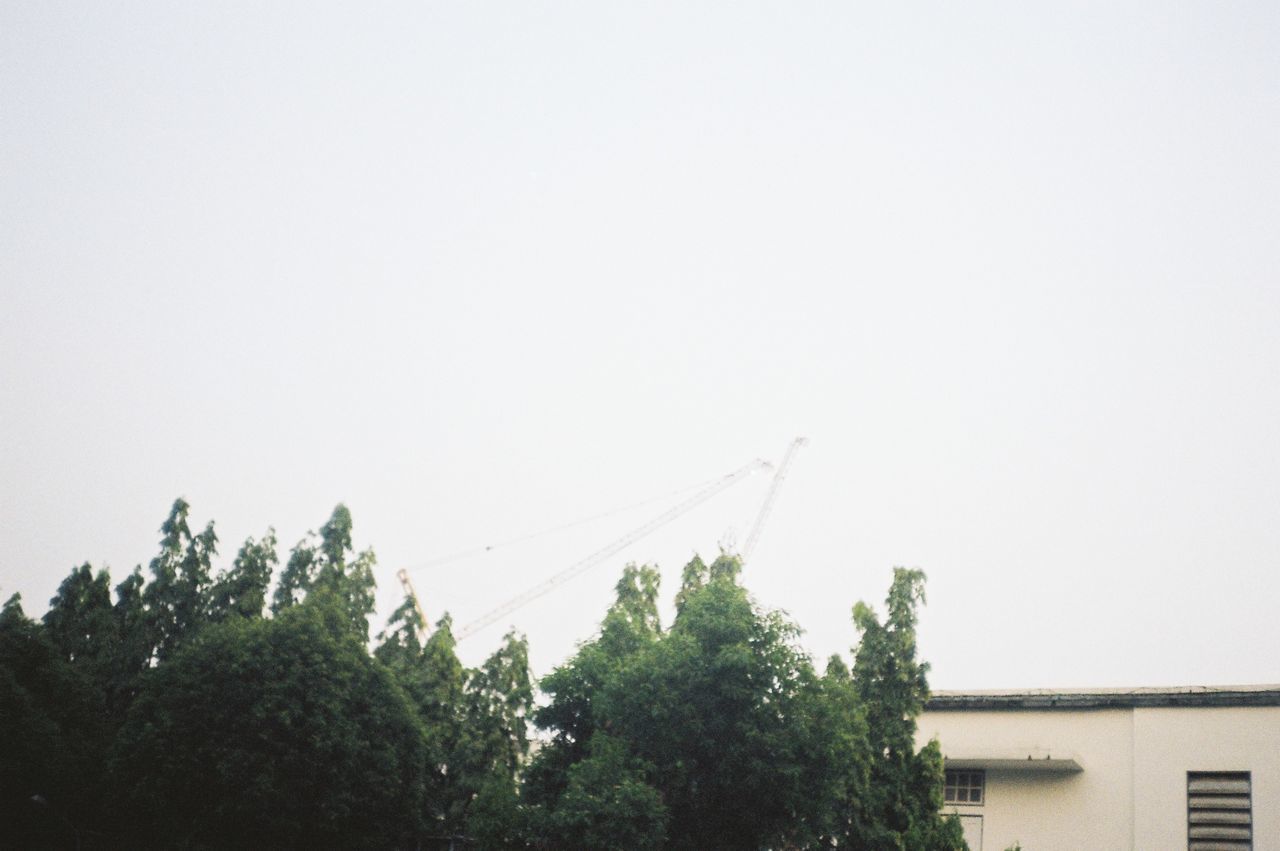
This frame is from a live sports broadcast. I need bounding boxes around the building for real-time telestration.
[916,685,1280,851]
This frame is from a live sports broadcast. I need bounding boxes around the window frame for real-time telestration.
[944,769,986,806]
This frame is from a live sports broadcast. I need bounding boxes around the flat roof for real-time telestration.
[926,684,1280,710]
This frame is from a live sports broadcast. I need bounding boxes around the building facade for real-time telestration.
[917,685,1280,851]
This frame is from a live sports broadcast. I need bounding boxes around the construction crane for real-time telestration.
[741,436,808,563]
[396,568,431,644]
[454,456,771,641]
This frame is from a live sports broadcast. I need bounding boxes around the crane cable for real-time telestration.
[400,472,730,574]
[456,458,770,640]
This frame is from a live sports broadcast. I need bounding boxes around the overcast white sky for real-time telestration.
[3,2,1278,688]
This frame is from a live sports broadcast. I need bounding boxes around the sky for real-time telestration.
[2,2,1278,689]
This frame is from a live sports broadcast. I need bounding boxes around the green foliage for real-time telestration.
[143,497,219,662]
[521,560,961,851]
[0,594,104,847]
[206,529,277,622]
[42,563,115,671]
[5,500,961,850]
[110,593,427,848]
[271,535,316,612]
[271,504,377,640]
[378,608,463,835]
[840,567,967,851]
[547,733,668,850]
[111,566,151,705]
[376,601,537,844]
[528,556,852,850]
[525,563,665,815]
[465,630,534,783]
[606,557,828,849]
[673,553,707,613]
[1,499,426,847]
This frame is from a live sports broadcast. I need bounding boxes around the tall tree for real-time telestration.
[377,599,537,844]
[0,594,103,848]
[461,631,535,800]
[376,606,470,840]
[673,553,707,614]
[843,567,966,851]
[110,593,427,849]
[601,555,829,850]
[272,505,376,639]
[529,556,836,850]
[526,563,665,816]
[809,653,874,847]
[110,566,151,711]
[142,498,218,662]
[452,629,535,849]
[42,563,117,680]
[207,530,277,622]
[271,535,317,613]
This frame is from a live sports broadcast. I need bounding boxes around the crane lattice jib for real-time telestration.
[456,457,771,641]
[741,436,808,563]
[396,568,430,644]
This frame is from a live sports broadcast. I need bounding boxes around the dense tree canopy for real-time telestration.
[522,558,964,850]
[0,594,105,847]
[110,593,426,849]
[0,499,962,849]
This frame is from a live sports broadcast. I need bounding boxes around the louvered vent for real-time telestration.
[1188,771,1251,850]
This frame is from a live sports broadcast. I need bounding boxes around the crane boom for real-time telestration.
[396,568,430,644]
[456,457,771,641]
[741,437,808,563]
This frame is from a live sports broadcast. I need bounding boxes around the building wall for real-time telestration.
[918,708,1134,851]
[1132,705,1280,850]
[918,703,1280,851]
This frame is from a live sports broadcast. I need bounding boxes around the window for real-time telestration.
[1188,771,1251,850]
[944,769,985,805]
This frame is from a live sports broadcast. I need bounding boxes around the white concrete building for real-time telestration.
[917,685,1280,851]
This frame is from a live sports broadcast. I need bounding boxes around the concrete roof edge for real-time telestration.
[926,684,1280,710]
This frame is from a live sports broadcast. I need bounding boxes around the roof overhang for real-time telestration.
[944,750,1083,773]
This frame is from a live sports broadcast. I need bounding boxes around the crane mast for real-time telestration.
[455,457,771,641]
[396,568,430,645]
[741,436,808,563]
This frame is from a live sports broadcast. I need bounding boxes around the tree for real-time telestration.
[809,653,874,847]
[375,593,539,847]
[110,592,427,849]
[457,629,535,842]
[541,732,667,850]
[376,606,471,841]
[603,555,832,850]
[525,563,665,818]
[42,563,116,673]
[841,567,966,851]
[673,554,707,614]
[206,529,277,622]
[42,563,133,719]
[4,497,966,849]
[528,556,838,850]
[111,566,151,708]
[0,594,103,848]
[142,498,218,662]
[272,504,376,640]
[524,560,962,851]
